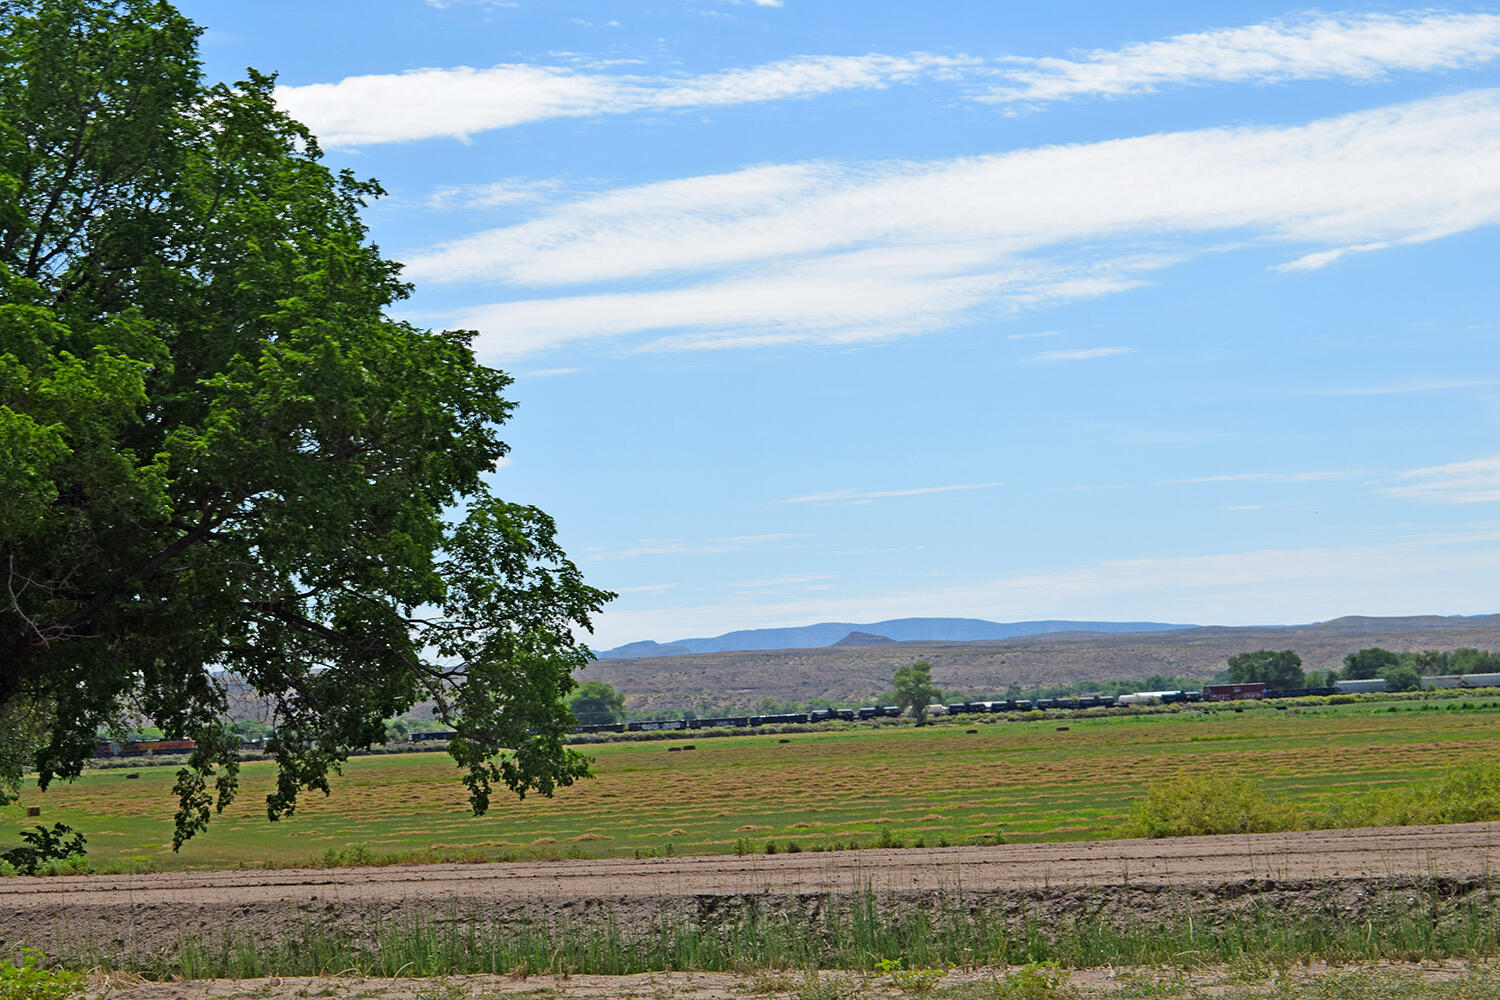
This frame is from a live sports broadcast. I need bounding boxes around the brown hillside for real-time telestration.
[579,614,1500,711]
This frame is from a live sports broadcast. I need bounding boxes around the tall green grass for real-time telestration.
[1125,756,1500,838]
[54,881,1500,979]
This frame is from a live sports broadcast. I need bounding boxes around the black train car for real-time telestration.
[749,713,809,725]
[688,716,750,729]
[1263,686,1338,699]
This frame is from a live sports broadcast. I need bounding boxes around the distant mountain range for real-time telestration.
[597,617,1197,659]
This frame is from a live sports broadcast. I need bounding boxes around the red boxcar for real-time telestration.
[121,739,197,755]
[1202,682,1266,702]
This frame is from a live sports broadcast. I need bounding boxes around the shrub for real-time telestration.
[0,950,83,1000]
[1380,664,1423,693]
[875,958,948,997]
[1124,775,1290,838]
[31,857,89,877]
[989,961,1073,999]
[0,825,87,876]
[1356,756,1500,827]
[317,843,376,868]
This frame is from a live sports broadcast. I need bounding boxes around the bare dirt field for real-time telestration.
[5,822,1499,960]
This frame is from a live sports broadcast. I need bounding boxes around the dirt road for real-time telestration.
[4,822,1498,958]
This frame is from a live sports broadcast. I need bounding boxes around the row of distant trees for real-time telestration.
[1224,646,1500,693]
[1342,647,1500,678]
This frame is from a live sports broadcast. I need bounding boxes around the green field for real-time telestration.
[12,697,1500,871]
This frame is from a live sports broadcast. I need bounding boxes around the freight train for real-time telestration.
[91,673,1500,756]
[93,739,198,757]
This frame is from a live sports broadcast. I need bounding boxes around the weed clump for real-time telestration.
[989,961,1073,999]
[1346,755,1500,827]
[1123,775,1290,838]
[875,957,948,996]
[0,950,82,1000]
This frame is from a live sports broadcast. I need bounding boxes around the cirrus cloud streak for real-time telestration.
[278,52,975,146]
[280,12,1500,146]
[1384,455,1500,504]
[417,90,1500,357]
[985,11,1500,107]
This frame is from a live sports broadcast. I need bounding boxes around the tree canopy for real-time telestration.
[1450,648,1500,675]
[1225,649,1305,689]
[566,682,627,726]
[1378,663,1423,693]
[1342,647,1398,680]
[0,0,611,847]
[892,661,941,725]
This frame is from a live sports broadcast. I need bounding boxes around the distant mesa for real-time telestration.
[831,631,895,647]
[599,640,692,659]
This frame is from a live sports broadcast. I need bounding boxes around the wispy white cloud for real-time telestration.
[614,583,680,594]
[1165,470,1354,485]
[425,0,517,9]
[777,482,1004,504]
[732,573,835,588]
[983,11,1500,107]
[517,367,583,378]
[413,90,1500,357]
[1270,241,1390,273]
[419,92,1500,288]
[1027,346,1133,363]
[425,178,563,210]
[1384,455,1500,504]
[278,52,974,146]
[585,532,810,561]
[1301,379,1499,397]
[286,12,1500,147]
[1007,330,1063,340]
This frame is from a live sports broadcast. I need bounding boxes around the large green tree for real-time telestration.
[892,661,942,726]
[566,682,627,726]
[0,0,611,847]
[1342,647,1398,680]
[1378,663,1423,693]
[1452,649,1500,676]
[1398,649,1450,676]
[1225,649,1305,689]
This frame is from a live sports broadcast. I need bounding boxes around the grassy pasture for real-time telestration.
[10,697,1500,871]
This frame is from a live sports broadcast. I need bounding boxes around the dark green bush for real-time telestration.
[1,825,86,876]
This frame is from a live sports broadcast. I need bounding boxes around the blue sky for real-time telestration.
[181,1,1500,649]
